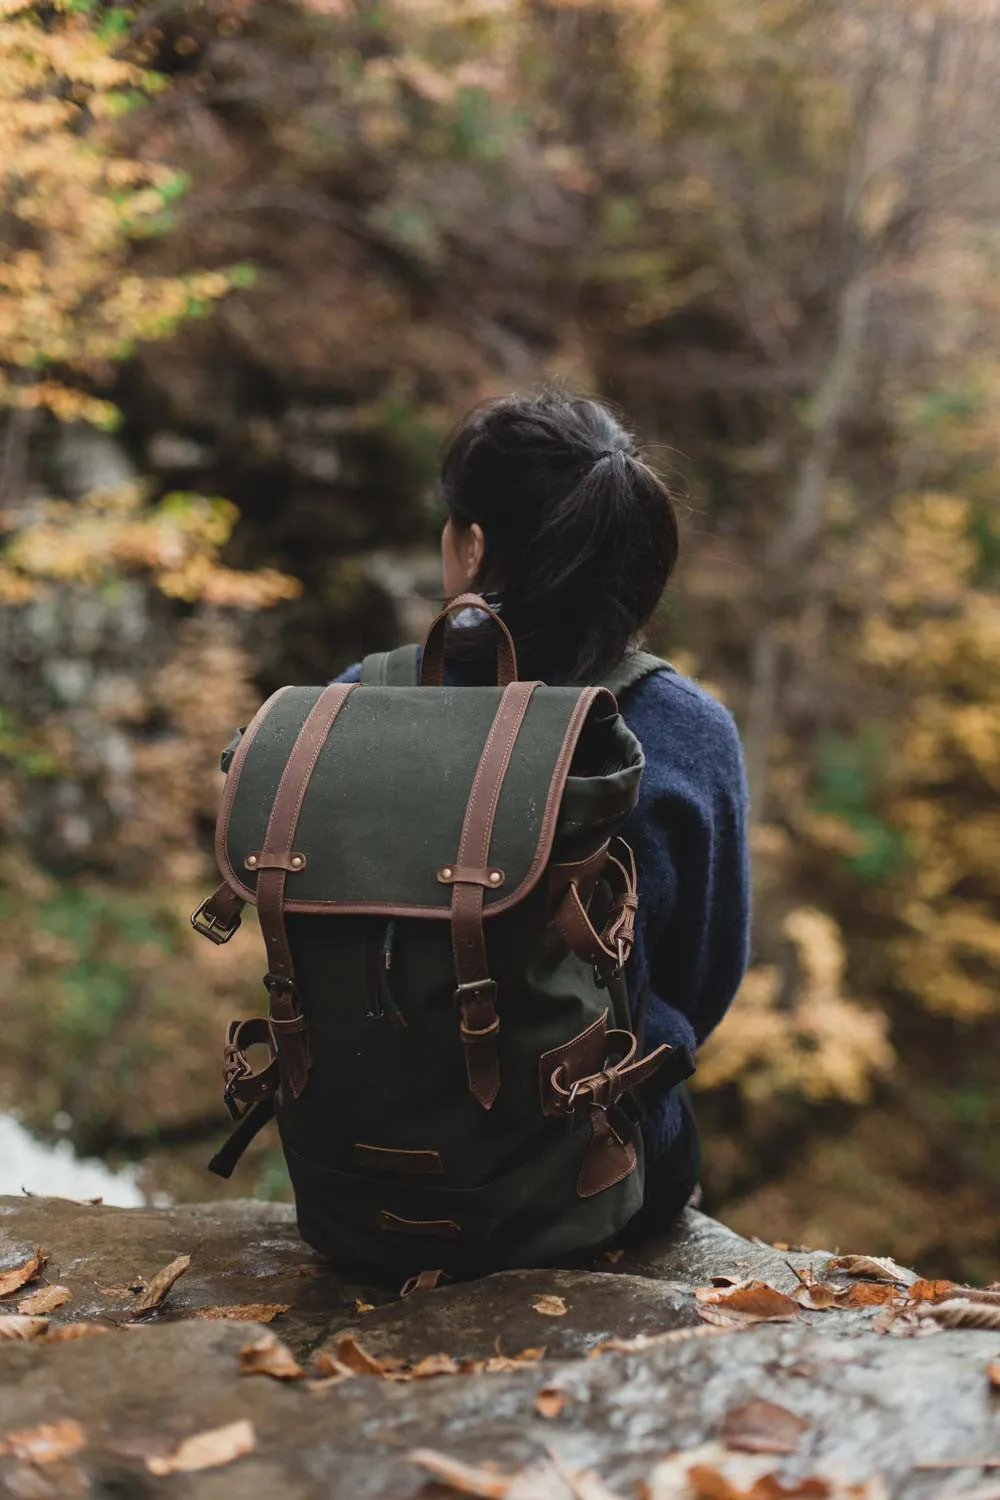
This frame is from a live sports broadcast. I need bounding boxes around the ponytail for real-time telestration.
[440,391,679,683]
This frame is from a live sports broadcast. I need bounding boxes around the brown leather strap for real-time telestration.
[450,679,539,1108]
[222,1017,279,1113]
[553,836,639,973]
[191,882,245,945]
[256,682,356,1098]
[420,593,518,688]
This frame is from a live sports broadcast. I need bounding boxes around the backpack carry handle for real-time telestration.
[420,593,519,687]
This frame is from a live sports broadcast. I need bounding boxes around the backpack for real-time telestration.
[191,594,694,1279]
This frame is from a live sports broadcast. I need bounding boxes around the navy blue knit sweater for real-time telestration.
[335,657,751,1160]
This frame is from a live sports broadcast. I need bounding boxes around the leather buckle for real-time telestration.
[191,896,241,945]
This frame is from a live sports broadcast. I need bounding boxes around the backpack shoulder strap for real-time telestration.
[597,649,673,701]
[359,643,421,686]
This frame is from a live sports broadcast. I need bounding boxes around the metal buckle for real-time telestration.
[191,897,241,946]
[454,978,498,1003]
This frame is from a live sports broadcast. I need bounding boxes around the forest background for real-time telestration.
[1,0,998,1281]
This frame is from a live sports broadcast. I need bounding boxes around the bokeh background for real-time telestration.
[1,0,998,1280]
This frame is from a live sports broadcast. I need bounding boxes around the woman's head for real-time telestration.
[439,390,679,683]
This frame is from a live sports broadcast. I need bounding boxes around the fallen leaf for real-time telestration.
[989,1361,1000,1389]
[478,1348,545,1372]
[535,1386,567,1419]
[906,1279,957,1304]
[695,1285,801,1326]
[193,1303,290,1322]
[941,1286,1000,1307]
[835,1282,902,1308]
[696,1281,771,1302]
[870,1307,941,1339]
[689,1463,829,1498]
[17,1286,71,1316]
[0,1250,48,1299]
[400,1269,449,1296]
[0,1316,49,1341]
[40,1322,111,1344]
[1,1419,86,1466]
[130,1254,190,1317]
[786,1265,839,1310]
[602,1249,625,1265]
[238,1330,303,1380]
[146,1419,255,1476]
[827,1255,916,1286]
[532,1295,568,1317]
[917,1299,1000,1331]
[332,1333,388,1375]
[591,1325,740,1356]
[391,1353,463,1380]
[643,1443,888,1500]
[720,1401,808,1455]
[309,1349,357,1388]
[409,1448,511,1498]
[354,1298,375,1314]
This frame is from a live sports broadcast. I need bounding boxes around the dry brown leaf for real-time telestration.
[532,1295,568,1317]
[17,1286,71,1316]
[695,1286,801,1327]
[354,1298,375,1314]
[237,1329,304,1379]
[0,1316,49,1341]
[696,1281,772,1303]
[827,1255,916,1285]
[0,1250,48,1299]
[409,1448,511,1498]
[602,1250,625,1265]
[478,1347,545,1372]
[917,1299,1000,1331]
[40,1322,111,1344]
[989,1361,1000,1389]
[193,1303,290,1322]
[720,1400,809,1455]
[130,1254,190,1316]
[146,1420,255,1476]
[591,1325,739,1356]
[942,1286,1000,1307]
[393,1353,463,1380]
[906,1279,956,1304]
[1,1419,86,1466]
[535,1386,567,1419]
[309,1349,357,1388]
[332,1333,388,1375]
[643,1443,888,1500]
[835,1282,903,1308]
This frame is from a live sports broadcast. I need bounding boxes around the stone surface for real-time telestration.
[0,1196,998,1499]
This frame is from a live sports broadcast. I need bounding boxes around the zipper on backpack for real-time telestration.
[365,921,384,1020]
[365,919,405,1025]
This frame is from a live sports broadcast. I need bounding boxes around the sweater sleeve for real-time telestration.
[627,675,751,1052]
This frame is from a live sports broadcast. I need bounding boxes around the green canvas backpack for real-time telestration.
[192,594,694,1279]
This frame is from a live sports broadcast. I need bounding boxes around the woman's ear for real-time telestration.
[466,522,486,584]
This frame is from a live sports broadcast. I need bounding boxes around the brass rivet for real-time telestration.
[291,855,303,869]
[246,854,258,868]
[488,871,502,885]
[440,866,453,880]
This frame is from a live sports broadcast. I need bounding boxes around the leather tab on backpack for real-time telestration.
[378,1211,461,1240]
[353,1144,444,1176]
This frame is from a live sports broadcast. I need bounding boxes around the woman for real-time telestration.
[337,389,750,1242]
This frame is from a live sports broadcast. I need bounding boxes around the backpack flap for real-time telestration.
[216,683,643,918]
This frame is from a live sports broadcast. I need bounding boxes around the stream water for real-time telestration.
[0,1114,153,1207]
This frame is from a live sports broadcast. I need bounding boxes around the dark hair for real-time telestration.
[440,390,679,683]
